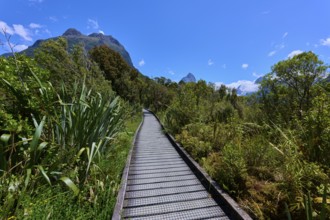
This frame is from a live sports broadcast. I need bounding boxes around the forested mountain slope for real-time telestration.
[2,28,134,67]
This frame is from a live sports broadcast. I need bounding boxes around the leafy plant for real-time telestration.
[285,184,329,220]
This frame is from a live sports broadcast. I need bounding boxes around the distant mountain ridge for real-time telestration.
[3,28,134,67]
[180,73,196,83]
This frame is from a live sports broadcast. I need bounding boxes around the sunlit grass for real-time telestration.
[13,113,142,219]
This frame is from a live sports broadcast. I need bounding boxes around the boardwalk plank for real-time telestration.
[124,206,229,220]
[121,110,231,219]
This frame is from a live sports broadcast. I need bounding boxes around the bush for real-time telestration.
[203,143,247,196]
[0,54,129,218]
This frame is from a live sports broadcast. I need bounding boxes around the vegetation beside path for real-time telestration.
[0,38,142,219]
[1,34,329,219]
[154,52,330,219]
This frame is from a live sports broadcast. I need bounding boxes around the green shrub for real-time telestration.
[203,143,247,196]
[0,68,127,218]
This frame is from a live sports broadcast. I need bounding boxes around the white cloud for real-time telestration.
[29,23,42,29]
[29,0,44,3]
[222,64,227,69]
[13,24,32,41]
[215,80,259,95]
[288,50,303,58]
[283,33,288,38]
[5,42,28,52]
[138,59,145,67]
[235,81,259,94]
[226,80,258,90]
[277,43,285,50]
[253,72,263,78]
[268,43,285,57]
[87,19,99,30]
[49,16,58,22]
[282,32,288,39]
[99,30,105,35]
[208,59,214,66]
[268,50,276,57]
[44,29,51,36]
[13,44,28,52]
[320,38,330,47]
[242,63,248,69]
[0,20,14,35]
[168,70,175,75]
[0,21,32,41]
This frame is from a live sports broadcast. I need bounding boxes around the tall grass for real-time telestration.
[0,69,126,218]
[55,83,124,152]
[174,118,330,219]
[53,82,124,183]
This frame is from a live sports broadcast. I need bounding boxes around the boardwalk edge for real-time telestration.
[112,111,144,220]
[150,110,253,220]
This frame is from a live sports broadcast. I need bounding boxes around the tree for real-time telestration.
[271,51,328,119]
[194,80,212,107]
[259,73,293,123]
[218,84,227,100]
[164,83,198,133]
[35,38,111,95]
[302,83,330,165]
[35,38,76,87]
[89,45,143,103]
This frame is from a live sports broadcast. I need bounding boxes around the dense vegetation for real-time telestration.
[0,37,143,219]
[1,32,329,219]
[153,52,330,219]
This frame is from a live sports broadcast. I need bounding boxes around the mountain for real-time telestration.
[180,73,196,83]
[4,28,134,67]
[255,75,266,84]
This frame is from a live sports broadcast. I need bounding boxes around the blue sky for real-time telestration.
[1,0,330,92]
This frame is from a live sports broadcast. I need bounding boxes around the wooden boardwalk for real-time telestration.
[113,110,251,220]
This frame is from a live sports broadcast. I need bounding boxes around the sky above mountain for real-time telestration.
[1,0,330,92]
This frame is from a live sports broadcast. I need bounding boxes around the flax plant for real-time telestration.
[55,83,124,152]
[53,82,124,182]
[1,65,125,217]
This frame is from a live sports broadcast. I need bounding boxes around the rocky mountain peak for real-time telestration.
[180,73,196,83]
[62,28,83,36]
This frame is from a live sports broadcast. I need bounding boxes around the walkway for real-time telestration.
[114,110,251,219]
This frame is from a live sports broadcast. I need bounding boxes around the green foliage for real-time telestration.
[55,83,124,152]
[260,51,329,123]
[35,38,112,96]
[301,85,330,166]
[11,116,141,219]
[164,83,199,133]
[286,185,329,220]
[0,41,139,218]
[0,55,52,120]
[176,123,213,161]
[271,52,328,117]
[160,51,330,219]
[2,32,329,219]
[145,77,177,112]
[203,144,248,196]
[89,45,142,103]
